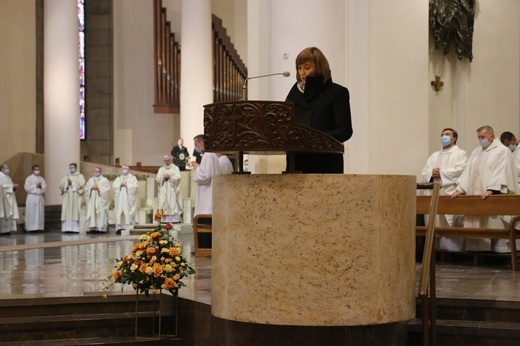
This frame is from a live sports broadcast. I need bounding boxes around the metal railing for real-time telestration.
[416,181,441,346]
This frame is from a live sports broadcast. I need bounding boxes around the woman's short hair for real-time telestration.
[295,47,331,83]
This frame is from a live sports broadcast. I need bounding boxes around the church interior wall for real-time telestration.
[0,0,36,162]
[1,0,519,181]
[428,0,520,163]
[367,0,430,177]
[462,0,520,149]
[112,0,178,167]
[429,0,520,159]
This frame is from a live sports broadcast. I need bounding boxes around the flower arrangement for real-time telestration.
[103,211,195,297]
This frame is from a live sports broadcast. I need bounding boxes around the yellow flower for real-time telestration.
[175,256,181,261]
[164,264,173,273]
[173,274,180,280]
[130,264,138,272]
[161,248,169,254]
[145,266,154,275]
[111,270,121,281]
[169,247,181,256]
[160,240,168,245]
[116,261,123,268]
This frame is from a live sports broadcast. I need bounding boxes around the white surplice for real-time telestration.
[421,145,468,251]
[456,139,518,252]
[192,152,220,217]
[218,155,234,175]
[513,145,520,190]
[156,164,182,222]
[112,173,139,228]
[0,176,12,234]
[85,175,111,232]
[0,171,19,232]
[59,172,86,233]
[24,174,46,231]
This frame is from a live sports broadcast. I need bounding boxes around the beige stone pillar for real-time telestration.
[180,0,213,146]
[43,0,80,205]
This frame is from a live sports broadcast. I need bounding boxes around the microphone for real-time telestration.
[242,71,291,100]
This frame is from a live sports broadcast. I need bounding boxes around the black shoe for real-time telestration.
[116,229,123,235]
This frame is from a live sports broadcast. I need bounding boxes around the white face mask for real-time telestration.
[34,170,40,175]
[122,169,129,175]
[480,138,491,148]
[508,144,516,152]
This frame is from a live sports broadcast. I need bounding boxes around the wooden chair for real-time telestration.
[193,214,212,257]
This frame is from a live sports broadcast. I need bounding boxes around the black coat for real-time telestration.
[171,146,190,170]
[286,76,353,173]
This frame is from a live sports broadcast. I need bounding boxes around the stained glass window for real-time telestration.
[78,0,86,140]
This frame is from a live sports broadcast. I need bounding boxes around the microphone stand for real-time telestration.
[242,72,290,100]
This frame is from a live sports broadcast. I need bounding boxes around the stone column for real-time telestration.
[44,0,80,205]
[180,0,213,147]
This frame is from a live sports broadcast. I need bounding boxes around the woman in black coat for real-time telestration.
[286,47,353,173]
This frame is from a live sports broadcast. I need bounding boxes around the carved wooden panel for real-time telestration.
[204,101,344,154]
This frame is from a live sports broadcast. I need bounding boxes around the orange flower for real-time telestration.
[162,277,177,289]
[169,247,181,256]
[165,223,173,230]
[146,247,157,256]
[139,263,148,273]
[151,231,161,240]
[139,241,149,249]
[153,263,163,277]
[132,244,140,253]
[154,212,162,221]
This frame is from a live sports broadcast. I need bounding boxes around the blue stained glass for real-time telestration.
[79,59,85,85]
[78,0,85,140]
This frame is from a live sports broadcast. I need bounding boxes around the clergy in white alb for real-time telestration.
[499,131,520,190]
[0,163,19,232]
[452,126,518,252]
[0,178,10,234]
[512,145,520,191]
[217,154,234,175]
[421,128,467,251]
[85,167,111,233]
[156,155,183,223]
[24,165,46,232]
[113,165,139,231]
[59,163,86,233]
[191,135,221,217]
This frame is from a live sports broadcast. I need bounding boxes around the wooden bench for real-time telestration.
[416,195,520,270]
[193,214,212,257]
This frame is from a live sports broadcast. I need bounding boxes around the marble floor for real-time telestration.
[0,230,520,304]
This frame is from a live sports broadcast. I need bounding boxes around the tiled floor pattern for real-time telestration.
[1,231,519,304]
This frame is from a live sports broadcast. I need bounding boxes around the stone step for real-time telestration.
[0,336,181,345]
[408,318,520,345]
[0,294,180,344]
[409,297,520,344]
